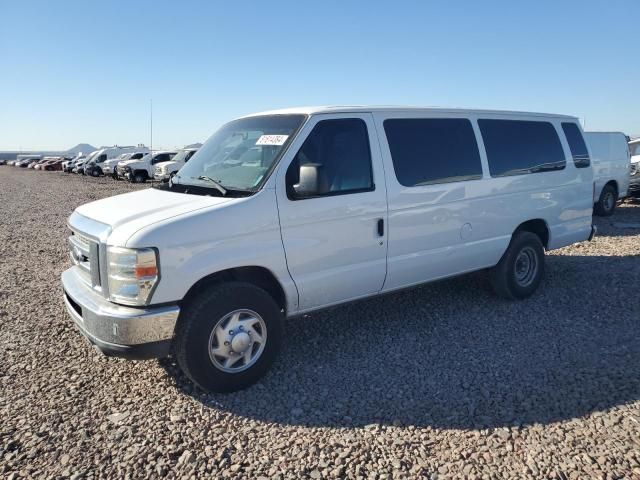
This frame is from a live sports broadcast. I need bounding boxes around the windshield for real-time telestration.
[170,149,193,164]
[175,114,306,191]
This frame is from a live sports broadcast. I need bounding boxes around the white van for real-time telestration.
[61,106,595,392]
[85,146,150,177]
[629,138,640,197]
[584,132,630,215]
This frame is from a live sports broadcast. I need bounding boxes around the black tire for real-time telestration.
[91,168,101,177]
[174,282,283,393]
[132,172,146,183]
[490,231,545,300]
[594,184,617,217]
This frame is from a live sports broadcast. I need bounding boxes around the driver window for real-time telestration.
[286,118,374,199]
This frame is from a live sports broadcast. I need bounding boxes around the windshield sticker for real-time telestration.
[255,134,289,146]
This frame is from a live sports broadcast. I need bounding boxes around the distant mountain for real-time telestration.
[67,143,97,154]
[185,143,203,149]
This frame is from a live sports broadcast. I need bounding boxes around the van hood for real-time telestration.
[631,154,640,165]
[74,188,234,233]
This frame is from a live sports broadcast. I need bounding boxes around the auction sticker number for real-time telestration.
[256,134,289,146]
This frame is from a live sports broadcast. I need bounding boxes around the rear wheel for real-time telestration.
[594,184,617,216]
[174,282,282,393]
[490,231,545,300]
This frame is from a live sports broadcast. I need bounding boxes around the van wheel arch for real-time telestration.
[513,219,549,250]
[181,266,287,314]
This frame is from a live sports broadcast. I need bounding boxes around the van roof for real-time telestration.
[240,105,579,120]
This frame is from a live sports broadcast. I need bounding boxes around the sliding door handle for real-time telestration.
[377,218,384,237]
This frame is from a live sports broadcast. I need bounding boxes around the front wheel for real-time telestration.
[490,231,545,300]
[174,282,282,393]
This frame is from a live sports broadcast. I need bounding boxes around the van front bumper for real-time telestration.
[61,268,179,360]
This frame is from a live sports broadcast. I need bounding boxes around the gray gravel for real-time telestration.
[1,166,640,479]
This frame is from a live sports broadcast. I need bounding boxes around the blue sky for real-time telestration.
[1,0,638,150]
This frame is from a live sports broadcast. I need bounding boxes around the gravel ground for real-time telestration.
[1,166,639,480]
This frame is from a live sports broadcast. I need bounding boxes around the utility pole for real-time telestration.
[150,99,153,154]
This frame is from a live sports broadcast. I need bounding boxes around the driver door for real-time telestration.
[275,113,388,311]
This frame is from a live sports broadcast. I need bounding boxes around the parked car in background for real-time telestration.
[34,157,62,170]
[153,147,199,182]
[14,154,42,167]
[28,158,48,169]
[63,153,87,173]
[19,158,41,168]
[85,146,150,177]
[71,151,99,174]
[629,138,640,197]
[0,159,6,166]
[584,132,630,216]
[103,151,150,179]
[62,106,596,393]
[43,157,67,171]
[117,150,177,183]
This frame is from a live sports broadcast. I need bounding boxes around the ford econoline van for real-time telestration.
[584,131,630,216]
[61,106,596,392]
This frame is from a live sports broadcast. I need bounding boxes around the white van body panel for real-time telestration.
[585,132,630,200]
[124,188,299,311]
[372,110,593,292]
[274,112,388,310]
[65,106,594,320]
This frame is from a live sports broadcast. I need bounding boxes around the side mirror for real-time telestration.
[293,163,321,197]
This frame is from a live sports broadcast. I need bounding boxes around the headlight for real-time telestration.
[107,246,159,306]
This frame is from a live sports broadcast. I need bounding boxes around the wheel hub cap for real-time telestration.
[208,309,267,373]
[230,331,251,353]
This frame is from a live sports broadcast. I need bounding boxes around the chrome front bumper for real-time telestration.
[61,267,179,359]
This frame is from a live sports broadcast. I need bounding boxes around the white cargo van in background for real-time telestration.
[584,132,630,216]
[629,138,640,197]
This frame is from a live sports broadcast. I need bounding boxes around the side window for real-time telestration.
[185,151,196,163]
[561,122,591,168]
[97,154,107,162]
[478,119,566,177]
[383,118,482,186]
[152,154,168,164]
[286,118,374,199]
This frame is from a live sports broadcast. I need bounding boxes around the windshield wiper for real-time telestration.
[193,176,227,196]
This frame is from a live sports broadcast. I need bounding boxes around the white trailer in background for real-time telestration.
[585,132,630,216]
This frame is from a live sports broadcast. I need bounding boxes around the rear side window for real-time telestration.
[478,119,566,177]
[383,118,482,186]
[561,123,590,168]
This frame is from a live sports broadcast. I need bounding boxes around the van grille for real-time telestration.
[69,231,101,289]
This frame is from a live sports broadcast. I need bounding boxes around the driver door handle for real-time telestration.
[377,218,384,237]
